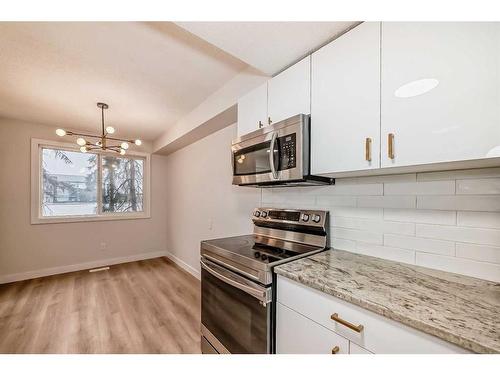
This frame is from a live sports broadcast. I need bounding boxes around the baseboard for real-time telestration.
[0,251,168,284]
[165,251,201,280]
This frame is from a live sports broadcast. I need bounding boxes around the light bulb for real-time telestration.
[76,138,86,146]
[120,149,126,155]
[134,139,142,146]
[80,146,88,153]
[56,129,66,137]
[120,142,129,150]
[106,126,115,134]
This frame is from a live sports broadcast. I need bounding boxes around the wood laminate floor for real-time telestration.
[0,257,201,353]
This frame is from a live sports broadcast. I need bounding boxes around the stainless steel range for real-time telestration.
[200,207,329,354]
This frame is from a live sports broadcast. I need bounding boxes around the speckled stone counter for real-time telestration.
[274,249,500,353]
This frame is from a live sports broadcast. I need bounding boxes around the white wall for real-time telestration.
[164,123,261,277]
[264,170,500,282]
[0,117,169,282]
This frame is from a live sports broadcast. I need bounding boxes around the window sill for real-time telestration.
[31,213,151,225]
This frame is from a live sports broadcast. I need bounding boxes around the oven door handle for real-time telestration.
[201,259,271,304]
[269,131,279,179]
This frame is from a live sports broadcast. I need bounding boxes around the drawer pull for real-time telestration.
[258,121,264,128]
[331,346,340,354]
[365,137,372,162]
[388,133,395,159]
[330,313,364,333]
[268,116,272,125]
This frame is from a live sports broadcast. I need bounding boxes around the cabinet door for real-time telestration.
[237,82,268,137]
[311,22,381,175]
[349,342,372,354]
[381,22,500,168]
[268,56,311,125]
[277,302,349,354]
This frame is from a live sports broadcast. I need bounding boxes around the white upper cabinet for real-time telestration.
[237,82,268,138]
[381,22,500,168]
[267,56,311,125]
[311,22,381,175]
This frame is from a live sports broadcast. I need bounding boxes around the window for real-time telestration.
[32,139,150,224]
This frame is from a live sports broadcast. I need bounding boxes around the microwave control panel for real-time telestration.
[279,134,296,170]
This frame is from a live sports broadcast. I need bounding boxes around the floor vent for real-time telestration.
[89,266,110,273]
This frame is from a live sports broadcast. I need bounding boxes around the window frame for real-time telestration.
[31,138,151,224]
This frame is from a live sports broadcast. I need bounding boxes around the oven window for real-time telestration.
[201,268,270,353]
[234,141,276,176]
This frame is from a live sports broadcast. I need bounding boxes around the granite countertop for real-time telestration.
[274,249,500,353]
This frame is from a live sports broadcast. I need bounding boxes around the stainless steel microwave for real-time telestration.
[231,114,334,187]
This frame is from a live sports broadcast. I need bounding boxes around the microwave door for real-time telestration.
[232,139,277,185]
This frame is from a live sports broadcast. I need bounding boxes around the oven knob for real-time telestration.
[312,214,321,223]
[261,211,267,218]
[261,254,268,261]
[254,252,261,258]
[302,214,309,222]
[254,211,261,217]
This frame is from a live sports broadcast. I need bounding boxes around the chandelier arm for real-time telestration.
[104,136,135,143]
[65,131,104,139]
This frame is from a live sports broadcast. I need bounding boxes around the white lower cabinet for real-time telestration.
[277,302,349,354]
[277,276,471,354]
[349,342,373,354]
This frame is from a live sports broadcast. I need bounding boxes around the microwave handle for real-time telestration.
[201,259,271,304]
[269,131,279,179]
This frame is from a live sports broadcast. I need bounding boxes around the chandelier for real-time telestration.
[55,102,142,155]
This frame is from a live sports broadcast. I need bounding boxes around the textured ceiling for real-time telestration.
[176,22,358,75]
[0,22,247,140]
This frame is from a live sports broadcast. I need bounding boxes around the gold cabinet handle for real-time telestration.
[258,120,264,128]
[330,313,364,333]
[388,133,395,159]
[268,116,272,125]
[331,346,340,354]
[365,137,372,162]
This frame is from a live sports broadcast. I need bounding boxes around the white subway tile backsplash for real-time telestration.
[327,207,383,219]
[456,243,500,264]
[331,237,357,252]
[316,195,357,208]
[264,168,500,281]
[384,234,455,256]
[332,217,415,236]
[415,253,500,282]
[358,196,416,209]
[417,167,500,181]
[416,224,500,247]
[384,208,456,225]
[356,173,417,184]
[457,211,500,229]
[354,242,416,264]
[384,181,455,196]
[325,183,383,196]
[417,195,500,212]
[456,178,500,195]
[332,227,383,244]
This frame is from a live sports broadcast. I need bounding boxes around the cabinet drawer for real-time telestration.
[277,276,469,354]
[277,302,349,354]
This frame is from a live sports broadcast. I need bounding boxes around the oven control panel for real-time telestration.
[252,207,328,229]
[278,133,296,170]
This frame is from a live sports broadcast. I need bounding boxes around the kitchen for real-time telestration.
[0,1,499,373]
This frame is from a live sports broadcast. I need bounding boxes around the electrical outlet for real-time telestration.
[100,242,107,250]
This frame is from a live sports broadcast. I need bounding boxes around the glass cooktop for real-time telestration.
[202,234,322,265]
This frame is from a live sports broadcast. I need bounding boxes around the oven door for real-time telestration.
[231,115,306,185]
[200,258,272,354]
